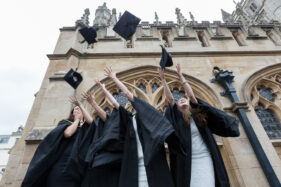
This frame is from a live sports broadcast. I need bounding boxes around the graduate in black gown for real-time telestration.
[102,66,178,187]
[158,64,240,187]
[22,96,96,187]
[81,80,124,187]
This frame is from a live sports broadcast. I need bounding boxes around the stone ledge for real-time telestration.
[98,37,122,41]
[173,37,197,41]
[246,35,268,40]
[25,128,53,144]
[47,48,281,60]
[49,72,66,80]
[211,36,233,40]
[136,37,160,41]
[59,26,77,31]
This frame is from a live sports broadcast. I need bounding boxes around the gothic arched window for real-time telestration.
[113,91,129,107]
[255,103,281,139]
[258,86,276,102]
[152,83,159,93]
[138,83,147,93]
[172,88,185,103]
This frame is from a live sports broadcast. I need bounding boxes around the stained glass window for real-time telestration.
[152,83,159,93]
[258,86,276,102]
[172,88,185,103]
[104,107,111,115]
[138,83,147,93]
[255,103,281,139]
[113,91,130,107]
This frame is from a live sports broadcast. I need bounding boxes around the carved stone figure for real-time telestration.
[93,3,111,26]
[75,8,90,27]
[221,9,234,23]
[106,8,117,37]
[155,12,159,25]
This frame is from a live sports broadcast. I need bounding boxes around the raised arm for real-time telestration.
[158,67,174,107]
[95,79,120,109]
[69,96,93,124]
[104,66,134,102]
[176,64,197,104]
[82,91,107,122]
[64,113,81,138]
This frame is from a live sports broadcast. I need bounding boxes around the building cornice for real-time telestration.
[47,48,281,60]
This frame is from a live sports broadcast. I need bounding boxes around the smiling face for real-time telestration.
[177,97,190,111]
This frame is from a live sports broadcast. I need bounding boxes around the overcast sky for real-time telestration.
[0,0,236,134]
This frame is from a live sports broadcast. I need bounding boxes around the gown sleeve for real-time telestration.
[190,98,240,137]
[63,121,96,182]
[91,108,126,167]
[164,104,187,155]
[85,117,106,165]
[21,120,71,187]
[131,96,175,165]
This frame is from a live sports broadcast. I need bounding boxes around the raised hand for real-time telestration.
[69,96,81,107]
[157,67,165,80]
[104,66,116,79]
[176,64,182,76]
[81,91,96,105]
[94,79,105,89]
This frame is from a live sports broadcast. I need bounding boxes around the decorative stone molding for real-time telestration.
[86,65,221,115]
[243,63,281,139]
[47,48,281,61]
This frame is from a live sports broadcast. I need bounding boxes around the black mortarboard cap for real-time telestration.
[64,69,83,89]
[79,27,98,44]
[160,45,173,69]
[113,11,141,40]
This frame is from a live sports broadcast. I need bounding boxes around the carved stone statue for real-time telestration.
[155,12,159,25]
[75,8,90,27]
[189,12,195,23]
[176,8,185,25]
[175,8,187,36]
[106,8,117,37]
[93,3,111,26]
[221,9,234,23]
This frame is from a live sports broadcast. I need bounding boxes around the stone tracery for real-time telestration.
[86,66,221,117]
[246,65,281,139]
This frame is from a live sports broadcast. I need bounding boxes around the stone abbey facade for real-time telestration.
[1,1,281,186]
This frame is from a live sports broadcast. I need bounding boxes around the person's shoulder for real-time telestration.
[57,119,72,126]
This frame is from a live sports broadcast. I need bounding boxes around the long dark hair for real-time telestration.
[178,101,207,127]
[190,107,207,127]
[67,108,75,122]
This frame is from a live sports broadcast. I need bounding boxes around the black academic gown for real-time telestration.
[165,98,240,187]
[82,109,125,187]
[21,120,94,187]
[118,96,176,187]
